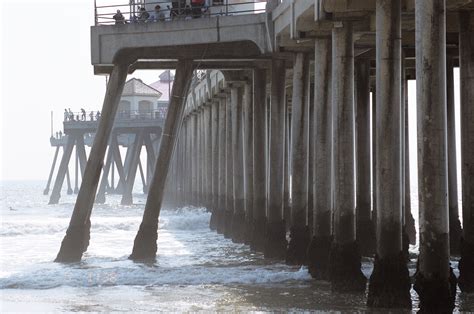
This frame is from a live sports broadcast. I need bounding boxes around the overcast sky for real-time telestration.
[0,0,162,181]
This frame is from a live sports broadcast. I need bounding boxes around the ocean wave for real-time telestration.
[0,207,211,237]
[0,262,312,289]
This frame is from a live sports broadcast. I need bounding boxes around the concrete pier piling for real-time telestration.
[209,100,219,230]
[286,52,310,265]
[308,36,332,280]
[216,96,227,234]
[55,63,129,262]
[243,81,254,245]
[264,59,288,259]
[224,89,234,238]
[413,1,457,311]
[129,60,194,261]
[459,10,474,294]
[231,83,246,243]
[251,68,267,252]
[355,58,375,257]
[367,0,411,308]
[329,21,366,292]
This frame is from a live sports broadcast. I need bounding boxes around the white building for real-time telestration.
[118,78,163,119]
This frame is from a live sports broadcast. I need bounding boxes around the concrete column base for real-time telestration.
[121,194,133,206]
[367,253,411,308]
[95,193,106,204]
[356,217,375,257]
[216,210,225,234]
[223,210,233,239]
[414,267,457,313]
[49,193,61,205]
[459,239,474,293]
[54,225,88,263]
[329,241,366,292]
[286,225,310,265]
[243,217,253,245]
[231,211,246,244]
[307,235,332,280]
[209,210,218,231]
[449,215,462,256]
[67,188,73,195]
[264,220,287,259]
[129,223,158,261]
[250,216,266,252]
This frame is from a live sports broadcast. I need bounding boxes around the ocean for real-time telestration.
[1,180,473,312]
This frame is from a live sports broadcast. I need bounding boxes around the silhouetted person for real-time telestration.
[154,5,166,21]
[81,108,86,121]
[68,108,74,121]
[113,10,125,24]
[138,7,150,23]
[96,111,101,120]
[89,111,94,121]
[59,130,62,138]
[64,109,68,121]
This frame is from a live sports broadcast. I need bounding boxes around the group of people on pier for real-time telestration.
[64,108,101,122]
[113,0,212,24]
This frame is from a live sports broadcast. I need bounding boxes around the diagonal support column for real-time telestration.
[129,60,195,261]
[55,64,129,263]
[121,131,145,205]
[95,137,115,204]
[413,1,457,311]
[49,134,77,204]
[44,146,60,195]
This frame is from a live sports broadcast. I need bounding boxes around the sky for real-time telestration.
[0,0,162,181]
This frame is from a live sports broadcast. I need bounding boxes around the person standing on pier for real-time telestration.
[64,109,68,121]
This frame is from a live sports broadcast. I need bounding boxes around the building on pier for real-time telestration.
[44,76,172,205]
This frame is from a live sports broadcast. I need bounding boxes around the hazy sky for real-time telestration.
[0,0,162,181]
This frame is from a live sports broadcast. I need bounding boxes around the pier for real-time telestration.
[53,0,473,311]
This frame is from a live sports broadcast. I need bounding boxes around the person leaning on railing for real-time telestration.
[113,9,126,24]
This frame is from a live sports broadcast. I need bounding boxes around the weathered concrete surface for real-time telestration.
[251,68,267,252]
[231,84,246,243]
[329,22,366,292]
[413,1,456,311]
[217,97,228,234]
[265,58,288,259]
[459,10,474,293]
[209,101,220,230]
[223,91,235,238]
[286,52,310,266]
[129,60,194,261]
[308,36,332,281]
[368,1,411,308]
[355,58,375,258]
[91,14,270,69]
[243,81,255,245]
[121,131,145,205]
[55,64,129,263]
[49,134,77,205]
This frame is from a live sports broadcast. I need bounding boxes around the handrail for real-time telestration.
[94,0,267,26]
[63,108,168,122]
